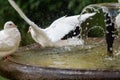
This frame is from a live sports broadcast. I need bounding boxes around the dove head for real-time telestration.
[28,26,34,34]
[4,21,17,30]
[28,26,37,41]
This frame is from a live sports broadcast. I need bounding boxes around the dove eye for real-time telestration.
[9,23,13,26]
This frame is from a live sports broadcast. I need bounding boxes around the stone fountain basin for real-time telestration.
[0,38,120,80]
[0,60,120,80]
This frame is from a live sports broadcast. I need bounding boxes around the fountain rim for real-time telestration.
[0,56,120,80]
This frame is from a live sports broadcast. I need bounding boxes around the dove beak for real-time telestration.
[12,23,17,28]
[27,28,30,33]
[14,25,17,27]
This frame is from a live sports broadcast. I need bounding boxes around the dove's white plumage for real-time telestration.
[8,0,95,47]
[44,13,96,42]
[115,13,120,28]
[0,21,21,57]
[44,15,80,42]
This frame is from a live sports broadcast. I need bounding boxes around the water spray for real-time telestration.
[104,13,116,57]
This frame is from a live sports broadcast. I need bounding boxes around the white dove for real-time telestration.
[0,21,21,57]
[28,13,96,47]
[115,13,120,28]
[8,0,96,47]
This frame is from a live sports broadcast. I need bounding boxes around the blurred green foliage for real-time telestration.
[87,26,104,37]
[0,76,8,80]
[0,0,118,46]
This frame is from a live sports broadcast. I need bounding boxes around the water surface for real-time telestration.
[11,38,120,69]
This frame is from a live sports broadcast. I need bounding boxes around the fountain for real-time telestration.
[80,3,118,57]
[0,2,120,80]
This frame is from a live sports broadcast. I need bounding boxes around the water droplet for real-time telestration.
[73,32,76,35]
[90,17,93,20]
[112,34,116,37]
[104,57,113,61]
[109,23,112,26]
[106,31,109,34]
[110,47,113,51]
[86,23,89,25]
[104,20,107,22]
[106,24,109,27]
